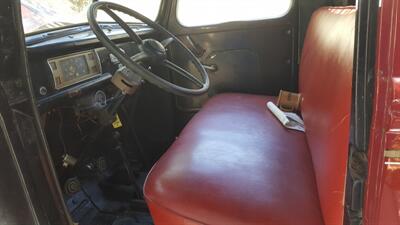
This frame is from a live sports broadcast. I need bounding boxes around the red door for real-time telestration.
[364,0,400,224]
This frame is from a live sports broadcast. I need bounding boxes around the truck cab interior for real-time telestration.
[0,0,383,225]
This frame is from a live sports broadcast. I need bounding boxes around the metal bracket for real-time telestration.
[384,150,400,158]
[111,66,144,95]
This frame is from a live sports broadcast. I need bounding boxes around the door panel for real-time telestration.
[166,0,298,113]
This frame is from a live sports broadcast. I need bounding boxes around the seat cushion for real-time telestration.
[144,93,324,225]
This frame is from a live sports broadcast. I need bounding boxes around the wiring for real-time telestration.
[57,109,68,154]
[120,89,150,170]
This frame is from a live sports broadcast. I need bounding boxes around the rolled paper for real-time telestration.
[267,101,290,126]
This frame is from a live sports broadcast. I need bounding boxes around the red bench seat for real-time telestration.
[144,6,356,225]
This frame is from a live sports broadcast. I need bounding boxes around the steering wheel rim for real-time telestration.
[87,1,210,96]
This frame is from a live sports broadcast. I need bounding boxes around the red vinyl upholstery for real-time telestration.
[145,94,324,225]
[144,6,355,225]
[299,7,355,225]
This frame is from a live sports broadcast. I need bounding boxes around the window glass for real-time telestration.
[21,0,162,34]
[176,0,293,27]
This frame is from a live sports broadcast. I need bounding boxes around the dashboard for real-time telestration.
[22,26,158,216]
[28,41,142,108]
[23,24,155,109]
[48,50,102,90]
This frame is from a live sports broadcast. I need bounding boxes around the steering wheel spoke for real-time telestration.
[102,5,143,44]
[163,60,204,88]
[130,51,150,62]
[161,37,174,47]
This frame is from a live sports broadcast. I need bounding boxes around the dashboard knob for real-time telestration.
[94,90,107,109]
[39,86,48,96]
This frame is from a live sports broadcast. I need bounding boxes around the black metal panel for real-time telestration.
[0,0,72,224]
[164,0,298,129]
[0,105,38,225]
[170,26,294,111]
[164,1,298,112]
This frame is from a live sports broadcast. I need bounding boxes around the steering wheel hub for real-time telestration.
[141,39,167,63]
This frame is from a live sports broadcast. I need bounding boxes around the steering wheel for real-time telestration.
[87,2,210,96]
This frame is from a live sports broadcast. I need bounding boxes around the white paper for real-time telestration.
[267,102,290,125]
[267,102,305,132]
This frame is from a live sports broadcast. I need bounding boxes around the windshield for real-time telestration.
[21,0,162,34]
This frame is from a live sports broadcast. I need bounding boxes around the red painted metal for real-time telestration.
[364,0,400,224]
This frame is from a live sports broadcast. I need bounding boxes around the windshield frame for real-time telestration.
[22,0,166,36]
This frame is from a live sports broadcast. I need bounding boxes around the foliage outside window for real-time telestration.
[21,0,161,34]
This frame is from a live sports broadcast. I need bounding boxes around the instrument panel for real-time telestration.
[35,42,138,106]
[48,50,102,90]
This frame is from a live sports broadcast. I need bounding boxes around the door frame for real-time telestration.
[0,0,72,224]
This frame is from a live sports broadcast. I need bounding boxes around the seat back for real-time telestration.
[299,7,356,225]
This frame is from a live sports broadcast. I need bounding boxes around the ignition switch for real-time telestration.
[75,90,107,111]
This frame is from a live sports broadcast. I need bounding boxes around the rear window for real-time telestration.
[176,0,293,27]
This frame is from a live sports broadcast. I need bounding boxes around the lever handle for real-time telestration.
[202,64,218,72]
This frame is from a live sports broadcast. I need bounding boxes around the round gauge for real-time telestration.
[74,57,89,76]
[60,55,90,82]
[93,90,107,109]
[65,65,77,80]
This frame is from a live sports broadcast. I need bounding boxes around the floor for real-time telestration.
[65,172,153,225]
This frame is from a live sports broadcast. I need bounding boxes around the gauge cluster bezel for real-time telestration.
[47,50,103,90]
